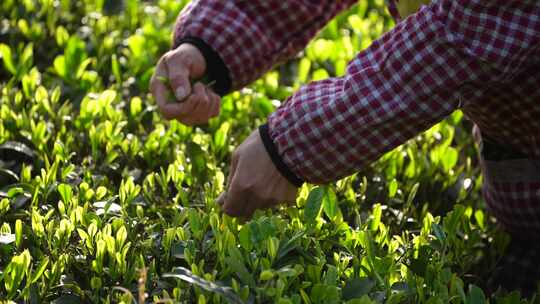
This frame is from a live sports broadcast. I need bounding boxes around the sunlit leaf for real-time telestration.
[0,43,17,75]
[322,187,338,220]
[304,187,324,224]
[0,233,15,244]
[164,267,245,304]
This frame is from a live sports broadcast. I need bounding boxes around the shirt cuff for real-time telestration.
[258,124,304,187]
[174,36,232,96]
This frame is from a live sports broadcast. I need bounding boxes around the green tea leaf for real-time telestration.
[304,187,324,224]
[474,210,485,230]
[30,257,49,284]
[238,225,252,251]
[164,267,245,304]
[310,284,340,304]
[431,223,446,243]
[58,183,73,204]
[466,285,486,304]
[441,147,458,172]
[15,219,22,247]
[406,183,419,207]
[225,246,255,287]
[388,179,398,198]
[370,204,382,231]
[213,122,230,151]
[276,231,304,262]
[298,57,311,83]
[0,44,16,75]
[322,187,338,220]
[342,277,375,300]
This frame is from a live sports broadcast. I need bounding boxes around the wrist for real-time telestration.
[258,124,304,188]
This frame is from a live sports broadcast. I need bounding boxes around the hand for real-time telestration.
[217,129,299,218]
[150,43,221,125]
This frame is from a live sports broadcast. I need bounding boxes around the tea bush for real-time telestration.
[0,0,535,303]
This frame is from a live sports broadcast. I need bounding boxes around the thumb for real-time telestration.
[164,44,206,102]
[167,63,191,101]
[164,50,193,101]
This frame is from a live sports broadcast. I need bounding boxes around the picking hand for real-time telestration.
[217,129,298,218]
[150,43,221,125]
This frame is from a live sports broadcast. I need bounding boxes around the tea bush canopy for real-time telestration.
[0,0,535,303]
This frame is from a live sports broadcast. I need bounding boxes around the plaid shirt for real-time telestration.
[174,0,540,237]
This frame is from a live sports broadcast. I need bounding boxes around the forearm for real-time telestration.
[173,0,357,95]
[261,0,492,185]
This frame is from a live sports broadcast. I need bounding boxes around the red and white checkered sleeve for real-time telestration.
[261,1,491,185]
[173,0,357,95]
[386,0,402,22]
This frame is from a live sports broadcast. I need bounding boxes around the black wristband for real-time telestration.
[174,36,232,96]
[258,124,304,187]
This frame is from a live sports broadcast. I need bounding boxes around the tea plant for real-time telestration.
[0,0,536,303]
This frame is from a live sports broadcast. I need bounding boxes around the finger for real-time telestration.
[190,83,212,118]
[150,57,168,96]
[260,196,280,210]
[222,183,248,218]
[151,63,184,120]
[209,92,221,118]
[155,93,194,120]
[173,98,198,124]
[284,188,298,206]
[158,92,199,123]
[227,150,239,190]
[222,160,248,218]
[216,149,239,207]
[203,88,221,119]
[180,84,213,125]
[240,200,258,219]
[164,51,192,101]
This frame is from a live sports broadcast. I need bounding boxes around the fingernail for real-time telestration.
[175,87,187,100]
